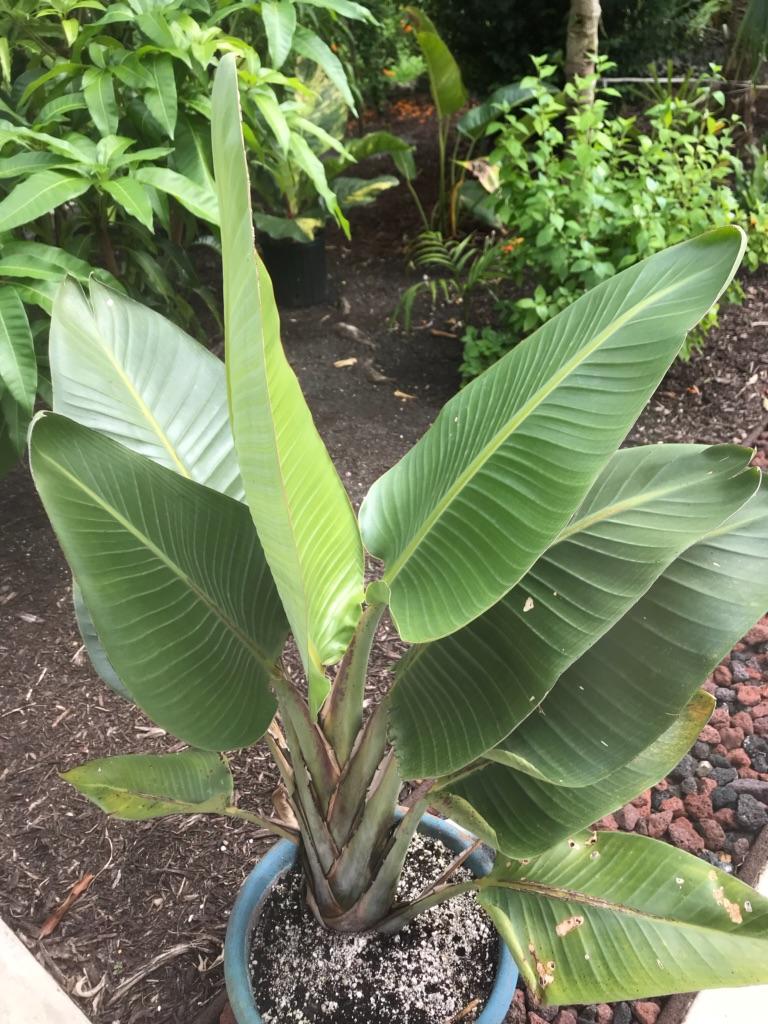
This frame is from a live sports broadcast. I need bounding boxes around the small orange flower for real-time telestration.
[383,68,395,78]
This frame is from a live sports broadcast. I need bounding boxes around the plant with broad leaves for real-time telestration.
[29,54,768,1006]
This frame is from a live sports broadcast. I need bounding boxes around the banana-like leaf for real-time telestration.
[72,578,132,701]
[480,832,768,1004]
[62,749,233,819]
[212,54,363,711]
[437,691,712,858]
[388,443,759,777]
[0,286,36,411]
[360,228,746,644]
[30,413,288,750]
[50,279,243,499]
[0,171,90,233]
[254,211,322,243]
[404,7,467,119]
[498,479,768,786]
[262,0,296,69]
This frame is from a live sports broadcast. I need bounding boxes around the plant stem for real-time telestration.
[321,602,385,765]
[406,177,431,233]
[223,806,299,843]
[376,878,480,935]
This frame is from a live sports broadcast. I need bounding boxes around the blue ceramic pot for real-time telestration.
[224,811,518,1024]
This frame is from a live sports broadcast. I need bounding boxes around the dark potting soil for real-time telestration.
[249,834,498,1024]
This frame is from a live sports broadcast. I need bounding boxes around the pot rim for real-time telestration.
[224,811,519,1024]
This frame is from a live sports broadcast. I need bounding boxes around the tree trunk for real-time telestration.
[565,0,602,103]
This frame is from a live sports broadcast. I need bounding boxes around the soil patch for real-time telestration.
[250,834,497,1024]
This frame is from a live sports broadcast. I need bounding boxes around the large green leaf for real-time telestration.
[50,279,243,498]
[101,177,154,230]
[300,0,375,20]
[404,7,467,119]
[72,578,132,701]
[262,0,296,68]
[437,691,712,858]
[360,228,746,644]
[0,285,36,411]
[0,384,26,478]
[498,479,768,786]
[480,831,768,1004]
[30,413,288,750]
[212,54,363,712]
[0,171,90,232]
[388,443,759,777]
[62,749,233,819]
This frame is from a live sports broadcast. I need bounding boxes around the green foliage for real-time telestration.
[393,229,513,331]
[466,57,768,375]
[30,58,768,1004]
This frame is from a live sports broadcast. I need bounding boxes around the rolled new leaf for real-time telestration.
[480,832,768,1004]
[30,413,288,750]
[63,749,233,819]
[435,691,712,858]
[497,479,768,786]
[389,443,758,777]
[212,54,363,712]
[360,227,746,645]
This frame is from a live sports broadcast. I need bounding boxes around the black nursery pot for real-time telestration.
[258,229,327,308]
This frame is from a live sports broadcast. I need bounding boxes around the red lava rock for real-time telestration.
[616,803,642,831]
[711,705,730,727]
[728,749,752,768]
[699,777,717,796]
[744,621,768,646]
[529,1014,550,1024]
[631,789,652,815]
[596,814,618,831]
[698,724,721,744]
[731,710,754,735]
[702,676,717,695]
[718,726,745,749]
[634,1001,661,1024]
[554,1011,578,1024]
[713,664,732,686]
[595,1005,613,1024]
[664,796,685,817]
[739,767,760,779]
[668,817,705,854]
[736,685,762,707]
[713,743,728,756]
[751,702,768,719]
[508,987,527,1024]
[699,817,727,851]
[715,807,737,828]
[655,778,669,792]
[219,1004,237,1024]
[684,793,713,821]
[647,810,673,838]
[754,717,768,737]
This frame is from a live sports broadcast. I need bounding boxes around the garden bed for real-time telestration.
[1,199,768,1023]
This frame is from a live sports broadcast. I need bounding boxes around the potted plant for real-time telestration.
[29,54,768,1022]
[243,64,413,308]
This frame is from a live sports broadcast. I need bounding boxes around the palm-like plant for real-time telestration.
[28,54,768,1008]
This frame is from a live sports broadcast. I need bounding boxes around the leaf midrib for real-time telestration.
[383,268,709,586]
[39,446,274,671]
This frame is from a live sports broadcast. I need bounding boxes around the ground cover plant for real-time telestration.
[25,53,768,1013]
[458,57,768,378]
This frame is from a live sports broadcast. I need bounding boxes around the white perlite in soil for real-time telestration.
[248,833,498,1024]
